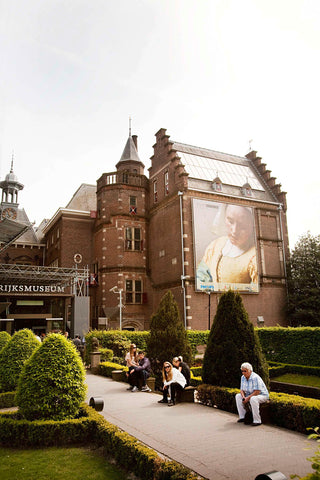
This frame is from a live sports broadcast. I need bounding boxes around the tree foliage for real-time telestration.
[202,290,269,388]
[146,291,192,387]
[16,333,87,421]
[287,232,320,326]
[0,329,40,392]
[0,331,11,352]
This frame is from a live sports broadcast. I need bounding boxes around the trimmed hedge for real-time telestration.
[257,327,320,367]
[0,405,96,447]
[0,331,11,351]
[85,328,320,369]
[0,404,202,479]
[0,391,16,409]
[99,361,128,379]
[268,362,320,378]
[196,384,320,434]
[0,329,40,392]
[16,333,87,421]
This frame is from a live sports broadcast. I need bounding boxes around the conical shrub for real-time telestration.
[0,329,40,392]
[147,290,192,387]
[0,331,11,352]
[202,290,269,388]
[16,333,87,421]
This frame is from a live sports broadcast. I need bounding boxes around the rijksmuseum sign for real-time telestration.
[0,284,66,294]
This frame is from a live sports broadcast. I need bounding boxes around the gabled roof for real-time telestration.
[65,183,96,211]
[172,141,265,191]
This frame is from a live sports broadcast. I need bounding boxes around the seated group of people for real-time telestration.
[125,344,152,392]
[125,344,190,405]
[125,344,269,423]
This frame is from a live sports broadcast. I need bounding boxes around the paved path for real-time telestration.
[86,372,317,480]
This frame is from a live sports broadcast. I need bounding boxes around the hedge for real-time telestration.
[268,362,320,378]
[0,404,202,480]
[196,384,320,434]
[99,361,128,380]
[85,327,320,368]
[0,391,16,409]
[257,327,320,367]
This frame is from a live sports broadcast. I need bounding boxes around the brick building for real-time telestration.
[0,128,289,333]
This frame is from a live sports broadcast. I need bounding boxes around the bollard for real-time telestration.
[89,396,104,412]
[255,471,287,480]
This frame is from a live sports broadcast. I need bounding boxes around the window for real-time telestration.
[154,180,158,202]
[130,196,136,207]
[125,280,142,304]
[125,227,142,251]
[123,171,129,184]
[164,171,169,195]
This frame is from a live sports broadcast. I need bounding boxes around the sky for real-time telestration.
[0,0,319,248]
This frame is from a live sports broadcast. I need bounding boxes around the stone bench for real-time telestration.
[176,386,196,403]
[112,370,125,381]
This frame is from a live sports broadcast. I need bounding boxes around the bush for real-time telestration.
[0,331,11,352]
[146,291,192,388]
[0,329,40,392]
[98,347,113,362]
[16,333,87,421]
[202,291,269,388]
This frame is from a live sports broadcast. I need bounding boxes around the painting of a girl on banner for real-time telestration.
[194,199,259,293]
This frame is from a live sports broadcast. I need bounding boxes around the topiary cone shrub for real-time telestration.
[16,333,87,421]
[202,290,269,388]
[0,329,40,392]
[0,331,11,352]
[146,290,192,388]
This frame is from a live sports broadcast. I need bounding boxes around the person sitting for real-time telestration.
[172,356,191,387]
[125,344,138,390]
[130,351,151,392]
[158,361,186,406]
[235,362,269,426]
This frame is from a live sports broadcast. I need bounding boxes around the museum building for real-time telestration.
[0,128,289,334]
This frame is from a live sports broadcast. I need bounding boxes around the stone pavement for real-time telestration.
[86,372,317,480]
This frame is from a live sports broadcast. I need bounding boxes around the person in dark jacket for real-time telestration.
[173,356,191,386]
[130,351,151,392]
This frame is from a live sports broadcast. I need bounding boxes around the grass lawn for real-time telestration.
[0,446,127,480]
[272,373,320,388]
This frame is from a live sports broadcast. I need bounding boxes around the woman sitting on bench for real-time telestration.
[158,361,186,406]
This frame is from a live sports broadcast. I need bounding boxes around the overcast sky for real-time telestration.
[0,0,319,248]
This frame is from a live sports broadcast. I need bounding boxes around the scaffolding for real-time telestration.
[0,263,89,297]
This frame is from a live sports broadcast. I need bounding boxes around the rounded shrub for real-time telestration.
[0,329,40,392]
[0,331,11,352]
[16,333,87,421]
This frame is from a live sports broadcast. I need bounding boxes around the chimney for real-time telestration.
[132,135,138,150]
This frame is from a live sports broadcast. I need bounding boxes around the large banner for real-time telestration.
[193,199,259,293]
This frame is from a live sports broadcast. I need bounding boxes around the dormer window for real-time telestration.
[212,176,222,192]
[241,183,252,196]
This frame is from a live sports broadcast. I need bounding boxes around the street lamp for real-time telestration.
[206,289,212,330]
[109,286,123,330]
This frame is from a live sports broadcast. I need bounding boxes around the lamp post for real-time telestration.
[206,289,211,330]
[109,286,123,330]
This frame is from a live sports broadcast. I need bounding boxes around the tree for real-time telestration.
[16,333,86,421]
[146,291,192,387]
[287,232,320,326]
[202,290,269,388]
[0,329,40,392]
